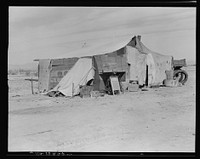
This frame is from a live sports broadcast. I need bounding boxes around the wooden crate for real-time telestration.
[163,79,181,87]
[90,91,105,98]
[128,83,139,92]
[80,86,93,98]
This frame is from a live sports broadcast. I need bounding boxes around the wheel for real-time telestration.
[173,69,188,85]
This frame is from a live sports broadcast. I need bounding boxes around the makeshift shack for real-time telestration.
[36,35,173,97]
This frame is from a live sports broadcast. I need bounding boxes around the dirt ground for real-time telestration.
[8,66,196,152]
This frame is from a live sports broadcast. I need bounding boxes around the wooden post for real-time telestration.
[31,78,34,94]
[25,78,38,95]
[72,83,74,96]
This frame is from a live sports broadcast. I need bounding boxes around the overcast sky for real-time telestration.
[8,7,196,65]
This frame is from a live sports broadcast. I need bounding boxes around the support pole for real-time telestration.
[31,78,34,94]
[25,78,38,95]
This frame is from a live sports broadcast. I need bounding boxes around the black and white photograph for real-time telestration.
[8,7,196,153]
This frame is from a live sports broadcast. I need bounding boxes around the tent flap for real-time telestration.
[50,58,95,97]
[126,46,146,85]
[136,38,173,85]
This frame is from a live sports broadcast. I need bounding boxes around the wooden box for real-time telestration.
[128,83,139,92]
[80,85,93,98]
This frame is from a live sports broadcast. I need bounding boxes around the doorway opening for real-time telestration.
[145,65,148,86]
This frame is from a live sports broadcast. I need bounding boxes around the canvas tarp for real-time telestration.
[134,37,172,85]
[126,45,147,85]
[92,56,106,91]
[148,52,172,85]
[49,58,95,97]
[93,48,127,73]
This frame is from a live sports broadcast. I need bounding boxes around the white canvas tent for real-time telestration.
[49,57,95,97]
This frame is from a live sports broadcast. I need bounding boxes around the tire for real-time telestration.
[173,69,188,85]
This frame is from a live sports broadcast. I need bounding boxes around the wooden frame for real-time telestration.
[109,76,120,95]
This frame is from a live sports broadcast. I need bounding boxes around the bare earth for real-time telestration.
[8,66,196,152]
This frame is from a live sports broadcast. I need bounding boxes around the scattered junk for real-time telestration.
[128,80,139,92]
[172,59,188,85]
[12,95,21,97]
[149,85,160,88]
[79,85,93,98]
[163,68,184,87]
[90,91,105,98]
[165,70,174,80]
[163,69,179,87]
[163,79,182,87]
[46,91,65,97]
[141,88,148,91]
[33,35,188,98]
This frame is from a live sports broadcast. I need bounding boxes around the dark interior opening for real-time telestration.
[86,79,94,86]
[145,65,148,86]
[99,72,125,94]
[100,72,125,84]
